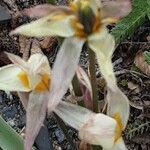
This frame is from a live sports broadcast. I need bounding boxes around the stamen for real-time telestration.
[34,73,50,92]
[17,71,30,89]
[113,112,123,142]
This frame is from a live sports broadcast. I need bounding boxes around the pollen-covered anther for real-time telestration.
[17,71,30,89]
[70,17,87,38]
[18,71,50,92]
[35,73,50,92]
[113,112,123,142]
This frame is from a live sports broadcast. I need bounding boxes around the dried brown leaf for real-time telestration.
[79,141,92,150]
[40,37,57,50]
[30,39,42,55]
[134,51,150,77]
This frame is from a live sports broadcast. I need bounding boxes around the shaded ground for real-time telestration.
[0,0,150,150]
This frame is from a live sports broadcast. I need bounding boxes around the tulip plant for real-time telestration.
[0,0,132,150]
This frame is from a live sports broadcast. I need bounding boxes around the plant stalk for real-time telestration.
[72,74,84,107]
[88,48,99,113]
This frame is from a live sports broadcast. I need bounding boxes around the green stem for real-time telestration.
[88,48,99,113]
[72,74,84,107]
[46,0,56,4]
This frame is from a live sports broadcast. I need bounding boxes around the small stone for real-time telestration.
[0,5,11,23]
[55,128,65,143]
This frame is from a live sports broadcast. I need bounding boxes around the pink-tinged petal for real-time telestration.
[55,101,94,130]
[48,37,85,111]
[18,92,29,110]
[102,0,132,19]
[25,91,49,150]
[107,87,129,129]
[76,66,93,109]
[55,101,116,149]
[22,4,72,18]
[5,52,28,71]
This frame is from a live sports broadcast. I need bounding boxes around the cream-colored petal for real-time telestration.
[79,113,116,148]
[27,53,51,90]
[107,87,130,129]
[55,101,94,130]
[25,91,49,150]
[10,14,75,37]
[103,138,127,150]
[55,101,116,149]
[0,65,30,92]
[113,138,127,150]
[89,0,102,14]
[5,52,28,71]
[88,27,115,60]
[48,37,85,111]
[27,53,51,74]
[88,28,116,88]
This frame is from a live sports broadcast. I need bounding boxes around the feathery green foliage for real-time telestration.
[144,51,150,65]
[112,0,150,44]
[0,116,24,150]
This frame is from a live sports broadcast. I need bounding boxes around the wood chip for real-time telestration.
[134,51,150,77]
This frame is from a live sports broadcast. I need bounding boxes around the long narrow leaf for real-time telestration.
[0,116,24,150]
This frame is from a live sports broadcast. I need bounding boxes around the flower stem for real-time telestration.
[88,48,99,113]
[72,74,84,107]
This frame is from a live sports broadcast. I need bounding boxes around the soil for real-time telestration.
[0,0,150,150]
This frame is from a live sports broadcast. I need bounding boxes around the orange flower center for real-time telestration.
[113,112,123,142]
[17,71,50,92]
[70,1,101,38]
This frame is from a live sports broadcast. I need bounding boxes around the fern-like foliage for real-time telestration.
[112,0,150,44]
[125,119,150,140]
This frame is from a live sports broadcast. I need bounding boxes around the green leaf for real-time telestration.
[46,0,56,4]
[112,0,149,44]
[0,116,24,150]
[146,1,150,20]
[144,51,150,65]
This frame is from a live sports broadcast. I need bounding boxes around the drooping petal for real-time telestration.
[113,138,127,150]
[55,101,117,149]
[88,27,130,129]
[103,138,127,150]
[55,101,94,130]
[107,87,129,129]
[25,91,49,150]
[10,14,75,37]
[48,37,85,111]
[22,4,73,18]
[101,0,132,19]
[0,65,30,92]
[88,28,116,89]
[5,52,28,71]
